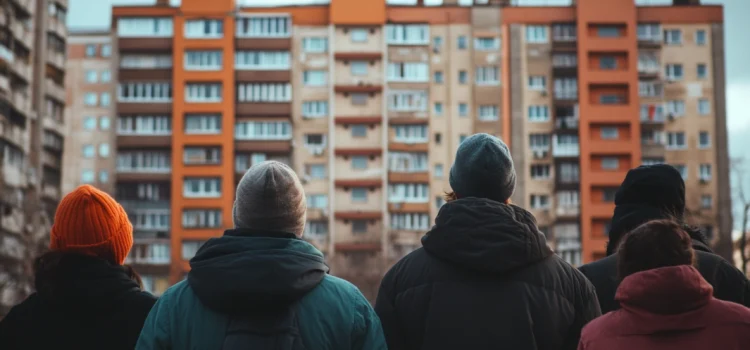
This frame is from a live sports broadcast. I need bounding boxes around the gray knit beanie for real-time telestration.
[233,161,307,236]
[449,133,516,203]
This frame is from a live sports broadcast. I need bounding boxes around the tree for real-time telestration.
[731,156,749,274]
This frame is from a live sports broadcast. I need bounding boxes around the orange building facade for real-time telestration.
[112,0,729,299]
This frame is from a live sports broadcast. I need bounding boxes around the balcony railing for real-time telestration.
[639,82,663,98]
[556,205,580,217]
[638,62,661,75]
[554,89,578,100]
[555,116,578,130]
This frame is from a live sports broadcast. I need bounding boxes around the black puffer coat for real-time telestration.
[374,198,601,350]
[0,253,156,350]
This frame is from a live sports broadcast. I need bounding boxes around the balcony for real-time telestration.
[45,79,65,103]
[556,205,580,217]
[12,0,35,17]
[41,151,61,170]
[639,81,663,99]
[0,122,28,149]
[12,59,32,83]
[555,116,578,131]
[552,142,579,158]
[0,44,13,65]
[42,183,60,202]
[637,34,662,48]
[2,160,26,188]
[554,89,578,103]
[46,50,65,70]
[552,25,577,51]
[640,107,666,125]
[638,63,661,79]
[12,22,33,50]
[12,91,31,117]
[49,16,67,39]
[42,115,64,135]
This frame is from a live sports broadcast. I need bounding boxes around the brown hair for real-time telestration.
[444,191,458,202]
[617,219,696,280]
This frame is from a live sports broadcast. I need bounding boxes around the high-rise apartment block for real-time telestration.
[0,0,68,313]
[111,0,729,299]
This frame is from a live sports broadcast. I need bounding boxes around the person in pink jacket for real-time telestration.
[578,219,750,350]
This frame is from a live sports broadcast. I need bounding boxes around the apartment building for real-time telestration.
[63,30,116,195]
[0,0,68,314]
[111,0,729,299]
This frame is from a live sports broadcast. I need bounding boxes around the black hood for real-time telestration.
[422,198,553,274]
[188,229,329,314]
[34,252,142,311]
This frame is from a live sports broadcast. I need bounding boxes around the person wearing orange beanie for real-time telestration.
[0,185,157,350]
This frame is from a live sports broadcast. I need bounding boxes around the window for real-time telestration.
[526,25,548,43]
[117,17,173,37]
[673,164,688,179]
[302,37,327,52]
[389,152,428,172]
[665,64,684,81]
[432,71,444,84]
[101,70,111,83]
[84,116,96,130]
[475,37,499,51]
[303,70,327,86]
[386,24,429,45]
[352,156,368,170]
[351,29,368,42]
[82,144,95,158]
[388,62,429,82]
[639,81,662,98]
[642,158,665,166]
[85,44,96,57]
[435,133,442,144]
[601,157,619,170]
[181,241,205,260]
[638,52,660,73]
[457,35,467,49]
[84,93,98,106]
[351,188,368,203]
[235,51,290,70]
[351,93,368,105]
[393,125,427,143]
[434,102,443,116]
[559,163,580,183]
[664,29,682,45]
[185,51,222,70]
[120,55,173,69]
[237,83,291,102]
[235,121,292,140]
[185,114,221,134]
[351,61,368,76]
[185,83,222,103]
[101,44,112,57]
[304,134,326,147]
[667,100,685,117]
[389,184,429,203]
[100,93,111,106]
[699,99,711,115]
[528,106,550,122]
[388,90,427,112]
[85,70,98,83]
[183,177,221,198]
[697,63,708,79]
[352,220,368,233]
[306,194,328,209]
[553,53,577,68]
[530,195,550,209]
[182,210,222,229]
[81,170,95,183]
[696,29,707,45]
[433,36,443,51]
[117,152,171,172]
[600,94,624,104]
[458,70,468,84]
[601,127,618,140]
[306,164,327,180]
[557,191,580,209]
[475,66,499,85]
[531,165,551,180]
[529,134,551,151]
[184,19,223,38]
[699,131,711,148]
[184,147,220,165]
[528,76,546,90]
[434,164,444,178]
[458,103,468,117]
[600,56,617,70]
[701,195,712,209]
[699,164,712,181]
[554,78,578,100]
[602,188,618,202]
[236,16,290,38]
[350,124,367,138]
[637,23,661,42]
[667,132,686,149]
[302,101,328,118]
[118,82,172,102]
[99,144,110,157]
[391,213,430,231]
[478,105,499,121]
[552,24,576,41]
[99,171,109,183]
[597,26,620,38]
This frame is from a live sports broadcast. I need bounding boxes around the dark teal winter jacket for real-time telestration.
[135,229,386,350]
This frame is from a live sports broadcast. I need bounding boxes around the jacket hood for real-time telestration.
[617,265,712,317]
[34,252,142,311]
[421,198,552,274]
[188,229,329,314]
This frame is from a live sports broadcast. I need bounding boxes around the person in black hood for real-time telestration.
[374,133,601,350]
[0,185,157,350]
[579,164,750,314]
[136,161,386,350]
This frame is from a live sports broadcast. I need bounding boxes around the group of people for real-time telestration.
[1,133,749,350]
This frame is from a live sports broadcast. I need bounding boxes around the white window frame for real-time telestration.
[235,121,292,141]
[664,29,682,45]
[388,90,428,112]
[388,152,428,173]
[601,157,620,170]
[386,24,429,45]
[474,37,500,51]
[526,25,549,44]
[387,62,429,82]
[184,19,224,39]
[185,83,222,103]
[236,83,292,102]
[666,100,685,117]
[388,183,429,203]
[183,177,222,198]
[475,66,500,86]
[236,15,291,38]
[234,51,290,70]
[303,70,327,87]
[351,61,369,76]
[696,29,707,45]
[528,76,546,91]
[528,105,550,123]
[302,37,327,53]
[530,194,550,209]
[351,188,368,203]
[184,114,221,135]
[665,64,684,81]
[699,164,712,181]
[478,105,499,121]
[698,131,711,149]
[184,51,222,71]
[350,29,368,43]
[530,164,551,180]
[666,131,687,150]
[302,101,328,118]
[601,127,619,140]
[117,17,174,38]
[182,209,222,229]
[390,213,430,231]
[698,99,711,115]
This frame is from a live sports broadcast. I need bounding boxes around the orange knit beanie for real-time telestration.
[49,185,133,265]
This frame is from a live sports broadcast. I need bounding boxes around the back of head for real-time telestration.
[617,220,695,280]
[233,161,307,236]
[449,133,516,203]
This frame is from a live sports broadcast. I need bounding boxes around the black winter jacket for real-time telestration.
[0,253,157,350]
[374,198,601,350]
[579,239,750,314]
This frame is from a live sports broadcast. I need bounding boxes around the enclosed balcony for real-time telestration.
[552,134,579,158]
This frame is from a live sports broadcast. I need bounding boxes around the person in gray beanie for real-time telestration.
[375,133,600,350]
[136,161,387,350]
